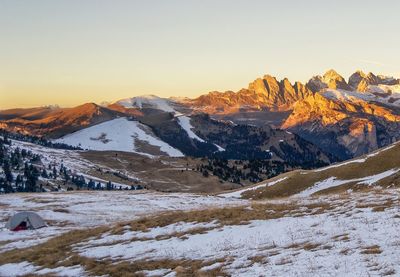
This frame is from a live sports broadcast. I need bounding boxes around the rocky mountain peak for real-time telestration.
[322,69,352,91]
[323,69,342,80]
[348,71,389,92]
[307,70,352,92]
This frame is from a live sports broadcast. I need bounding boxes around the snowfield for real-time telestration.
[2,188,400,276]
[0,191,245,252]
[54,118,184,157]
[322,87,400,108]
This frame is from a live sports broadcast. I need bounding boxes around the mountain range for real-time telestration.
[1,69,399,164]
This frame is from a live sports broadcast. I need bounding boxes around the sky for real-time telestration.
[1,0,400,109]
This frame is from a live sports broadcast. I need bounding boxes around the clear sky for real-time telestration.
[1,0,400,109]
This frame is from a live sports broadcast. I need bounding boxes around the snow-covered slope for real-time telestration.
[54,117,184,157]
[321,88,400,108]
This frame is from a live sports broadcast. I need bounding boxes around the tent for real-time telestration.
[5,212,46,231]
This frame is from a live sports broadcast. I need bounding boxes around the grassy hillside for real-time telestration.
[222,141,400,199]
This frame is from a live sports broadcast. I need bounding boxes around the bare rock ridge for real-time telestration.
[192,74,314,113]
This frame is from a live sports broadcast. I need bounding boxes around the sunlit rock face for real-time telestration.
[282,92,400,159]
[307,69,352,92]
[191,74,313,113]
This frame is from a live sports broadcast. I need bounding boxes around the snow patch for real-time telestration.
[220,177,288,198]
[298,168,400,196]
[0,262,38,277]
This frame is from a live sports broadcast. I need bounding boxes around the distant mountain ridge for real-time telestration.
[0,103,122,138]
[1,69,399,162]
[181,69,400,159]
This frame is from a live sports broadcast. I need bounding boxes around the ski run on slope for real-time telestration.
[54,117,184,157]
[176,115,205,142]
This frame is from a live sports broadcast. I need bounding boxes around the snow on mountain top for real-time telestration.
[321,88,400,107]
[321,89,366,103]
[116,95,176,112]
[368,84,400,94]
[54,117,184,157]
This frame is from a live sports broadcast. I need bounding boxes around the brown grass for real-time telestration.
[0,200,331,276]
[81,150,238,193]
[302,242,321,251]
[29,198,55,204]
[0,227,108,267]
[339,248,351,255]
[356,199,396,211]
[361,245,382,255]
[249,255,269,265]
[106,201,334,235]
[0,225,227,277]
[332,234,350,242]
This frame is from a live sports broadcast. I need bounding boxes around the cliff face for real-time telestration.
[191,75,314,113]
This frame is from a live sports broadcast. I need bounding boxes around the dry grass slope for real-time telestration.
[239,143,400,199]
